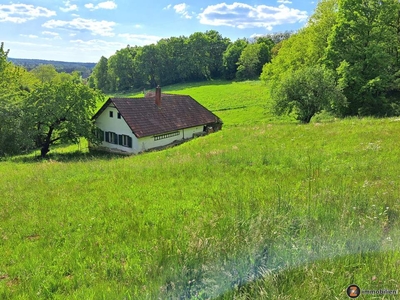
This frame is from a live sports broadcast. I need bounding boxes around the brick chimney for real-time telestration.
[155,85,161,107]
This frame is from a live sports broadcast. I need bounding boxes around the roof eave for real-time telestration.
[92,98,113,121]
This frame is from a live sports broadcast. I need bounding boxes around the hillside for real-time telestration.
[1,81,399,299]
[8,58,96,78]
[109,80,296,126]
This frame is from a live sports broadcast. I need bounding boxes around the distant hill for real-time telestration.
[8,58,96,78]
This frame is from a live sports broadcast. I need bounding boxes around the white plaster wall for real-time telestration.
[138,130,183,152]
[95,105,140,154]
[138,126,205,152]
[183,126,204,139]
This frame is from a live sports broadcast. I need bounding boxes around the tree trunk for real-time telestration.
[302,114,314,124]
[40,127,54,158]
[40,144,50,158]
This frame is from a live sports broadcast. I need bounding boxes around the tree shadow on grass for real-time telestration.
[161,79,234,92]
[9,149,127,164]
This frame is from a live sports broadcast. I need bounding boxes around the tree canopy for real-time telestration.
[272,66,347,123]
[25,80,102,157]
[0,43,103,158]
[90,30,287,92]
[323,0,400,116]
[0,43,36,156]
[261,0,400,121]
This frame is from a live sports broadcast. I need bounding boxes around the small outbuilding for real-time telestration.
[91,86,222,154]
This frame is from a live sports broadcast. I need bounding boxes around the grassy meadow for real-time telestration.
[1,81,400,299]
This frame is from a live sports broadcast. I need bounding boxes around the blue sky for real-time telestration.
[1,1,318,62]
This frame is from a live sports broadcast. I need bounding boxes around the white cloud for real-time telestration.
[6,39,93,62]
[99,1,117,10]
[60,1,78,12]
[277,0,292,4]
[85,1,117,11]
[163,4,172,10]
[42,31,60,36]
[70,39,124,50]
[173,3,193,19]
[69,39,125,59]
[20,34,39,39]
[42,31,62,40]
[118,33,164,46]
[198,3,308,30]
[250,33,264,38]
[0,3,56,23]
[4,40,54,48]
[85,4,94,10]
[43,18,116,37]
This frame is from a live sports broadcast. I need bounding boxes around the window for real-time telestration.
[154,131,180,141]
[117,113,121,119]
[109,111,114,118]
[118,134,132,148]
[105,132,118,144]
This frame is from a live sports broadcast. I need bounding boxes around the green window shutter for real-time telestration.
[105,132,110,142]
[118,134,123,145]
[128,136,132,148]
[113,133,118,144]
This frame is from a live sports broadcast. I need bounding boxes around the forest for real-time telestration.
[88,30,291,92]
[9,58,95,78]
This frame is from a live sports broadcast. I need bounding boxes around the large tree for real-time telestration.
[24,80,103,157]
[272,66,347,123]
[204,30,231,78]
[222,39,248,80]
[134,44,162,88]
[236,43,270,80]
[261,0,338,84]
[92,56,110,92]
[324,0,400,116]
[0,43,36,157]
[187,32,213,80]
[30,64,58,83]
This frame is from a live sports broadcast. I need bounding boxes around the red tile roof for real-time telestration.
[93,94,222,138]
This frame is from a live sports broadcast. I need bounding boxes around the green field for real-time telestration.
[1,81,399,299]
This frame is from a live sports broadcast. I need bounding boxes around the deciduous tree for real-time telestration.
[261,0,338,84]
[30,64,58,83]
[0,43,36,157]
[92,56,110,92]
[222,39,248,80]
[272,66,347,123]
[24,80,103,157]
[237,43,270,80]
[324,0,400,116]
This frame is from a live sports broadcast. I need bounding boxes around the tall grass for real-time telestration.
[1,113,400,298]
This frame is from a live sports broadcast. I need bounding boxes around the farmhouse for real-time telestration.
[91,86,222,154]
